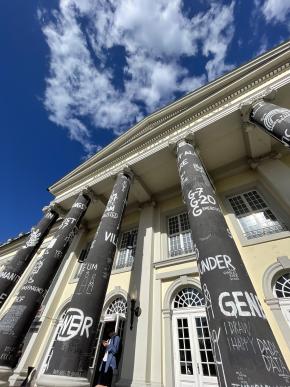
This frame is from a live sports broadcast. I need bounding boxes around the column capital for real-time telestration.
[42,202,58,215]
[44,202,66,217]
[80,186,98,202]
[240,87,277,122]
[168,132,196,153]
[121,165,134,181]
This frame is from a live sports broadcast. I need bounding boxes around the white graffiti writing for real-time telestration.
[103,211,118,219]
[0,271,20,282]
[178,158,188,172]
[282,128,290,144]
[192,163,204,173]
[263,108,290,131]
[27,259,44,284]
[59,217,76,230]
[257,339,290,377]
[211,328,228,387]
[45,211,55,220]
[106,192,118,212]
[199,254,235,274]
[203,283,214,320]
[22,285,45,295]
[73,202,87,210]
[179,170,189,186]
[23,229,41,248]
[188,187,217,216]
[219,291,266,319]
[0,292,7,303]
[15,295,25,303]
[57,308,93,341]
[105,231,117,245]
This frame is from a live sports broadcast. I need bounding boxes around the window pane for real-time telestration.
[114,229,138,269]
[168,213,194,257]
[228,190,287,240]
[274,273,290,298]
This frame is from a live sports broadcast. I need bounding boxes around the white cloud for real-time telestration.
[40,0,235,154]
[261,0,290,23]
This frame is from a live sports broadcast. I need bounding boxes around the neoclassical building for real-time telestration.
[0,41,290,387]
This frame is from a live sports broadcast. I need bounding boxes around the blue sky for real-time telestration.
[0,0,290,243]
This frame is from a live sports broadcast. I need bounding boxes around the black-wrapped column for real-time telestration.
[0,208,58,309]
[176,140,289,387]
[38,172,132,387]
[0,192,90,377]
[250,100,290,146]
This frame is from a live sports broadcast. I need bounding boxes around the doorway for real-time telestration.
[172,287,218,387]
[89,314,126,386]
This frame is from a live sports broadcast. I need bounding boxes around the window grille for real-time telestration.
[106,297,127,316]
[168,213,194,257]
[195,317,217,376]
[274,273,290,298]
[173,287,204,308]
[113,229,138,270]
[228,190,287,240]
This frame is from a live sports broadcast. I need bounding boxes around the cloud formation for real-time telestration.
[39,0,236,154]
[261,0,290,23]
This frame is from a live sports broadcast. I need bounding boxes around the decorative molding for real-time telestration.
[155,266,198,280]
[153,253,196,269]
[52,61,290,204]
[263,256,290,300]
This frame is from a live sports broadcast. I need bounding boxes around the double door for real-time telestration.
[173,308,218,387]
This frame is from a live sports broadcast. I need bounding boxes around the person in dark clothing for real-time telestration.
[95,331,120,387]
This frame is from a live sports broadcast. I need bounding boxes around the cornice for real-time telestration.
[49,41,290,202]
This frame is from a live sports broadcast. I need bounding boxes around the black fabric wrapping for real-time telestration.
[0,210,58,309]
[45,173,131,378]
[0,193,90,368]
[176,140,289,387]
[251,101,290,146]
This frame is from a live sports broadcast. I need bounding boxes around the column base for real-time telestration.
[37,374,90,387]
[0,366,13,386]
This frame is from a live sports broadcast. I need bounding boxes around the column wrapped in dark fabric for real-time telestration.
[0,208,58,309]
[44,172,131,379]
[251,100,290,146]
[176,140,289,387]
[0,192,90,369]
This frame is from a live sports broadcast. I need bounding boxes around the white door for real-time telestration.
[173,308,218,387]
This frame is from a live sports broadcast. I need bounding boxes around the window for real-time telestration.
[73,241,92,280]
[106,297,127,316]
[274,273,290,298]
[172,287,217,382]
[274,273,290,328]
[113,229,138,270]
[89,296,127,368]
[173,287,204,308]
[228,190,287,240]
[168,213,194,257]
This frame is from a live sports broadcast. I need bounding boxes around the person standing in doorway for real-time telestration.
[95,331,120,387]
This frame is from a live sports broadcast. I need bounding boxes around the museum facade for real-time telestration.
[0,41,290,387]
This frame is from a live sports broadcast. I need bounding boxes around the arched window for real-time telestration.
[273,272,290,329]
[173,287,204,308]
[274,273,290,298]
[106,297,127,316]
